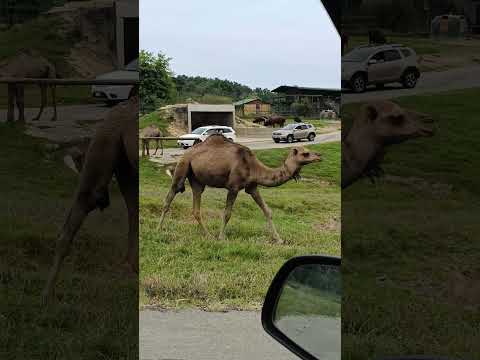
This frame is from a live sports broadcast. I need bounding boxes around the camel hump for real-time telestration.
[203,133,228,144]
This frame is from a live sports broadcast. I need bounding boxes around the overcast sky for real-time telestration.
[140,0,340,90]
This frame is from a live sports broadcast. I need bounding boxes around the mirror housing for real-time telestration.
[368,59,378,65]
[261,255,341,360]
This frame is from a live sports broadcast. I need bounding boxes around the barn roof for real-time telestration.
[233,97,271,106]
[272,86,340,96]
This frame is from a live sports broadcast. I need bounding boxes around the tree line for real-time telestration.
[139,50,274,113]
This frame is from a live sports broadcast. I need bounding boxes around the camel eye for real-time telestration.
[390,115,405,125]
[303,153,310,157]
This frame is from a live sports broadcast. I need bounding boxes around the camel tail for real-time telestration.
[170,159,189,193]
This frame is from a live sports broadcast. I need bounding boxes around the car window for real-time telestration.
[205,129,218,135]
[401,49,412,57]
[371,51,385,62]
[222,128,232,133]
[295,126,302,130]
[343,47,375,62]
[301,125,308,130]
[192,127,207,135]
[384,50,401,61]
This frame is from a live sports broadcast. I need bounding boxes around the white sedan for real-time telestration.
[177,126,236,149]
[92,58,139,105]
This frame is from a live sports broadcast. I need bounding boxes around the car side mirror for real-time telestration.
[262,256,341,360]
[368,59,378,65]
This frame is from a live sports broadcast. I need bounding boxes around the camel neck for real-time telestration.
[342,126,383,188]
[254,160,298,187]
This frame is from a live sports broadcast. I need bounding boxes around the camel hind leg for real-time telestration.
[115,163,139,274]
[158,158,190,229]
[42,189,103,303]
[218,190,238,240]
[190,177,210,237]
[50,85,57,121]
[33,84,47,121]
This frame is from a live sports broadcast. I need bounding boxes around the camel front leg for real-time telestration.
[33,84,46,121]
[141,139,146,157]
[153,139,159,155]
[218,190,238,240]
[50,85,57,121]
[247,186,283,243]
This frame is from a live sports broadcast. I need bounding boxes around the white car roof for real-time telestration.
[199,125,233,129]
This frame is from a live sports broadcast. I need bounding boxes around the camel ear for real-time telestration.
[364,104,378,122]
[292,148,298,156]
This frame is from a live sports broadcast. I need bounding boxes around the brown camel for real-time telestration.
[1,49,58,122]
[342,100,435,189]
[42,93,139,303]
[140,124,163,156]
[159,135,321,242]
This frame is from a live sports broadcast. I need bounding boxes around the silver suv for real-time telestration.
[342,44,420,93]
[272,123,316,143]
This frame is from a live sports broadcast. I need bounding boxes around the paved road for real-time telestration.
[276,315,340,360]
[151,131,341,164]
[140,310,297,360]
[343,64,480,104]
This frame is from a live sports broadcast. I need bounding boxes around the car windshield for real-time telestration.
[282,124,297,130]
[192,127,207,135]
[125,59,138,71]
[343,47,375,62]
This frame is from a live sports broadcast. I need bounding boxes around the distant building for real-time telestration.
[233,97,272,117]
[271,86,340,117]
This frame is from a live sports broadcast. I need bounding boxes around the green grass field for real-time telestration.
[0,123,137,359]
[140,142,341,310]
[342,89,480,359]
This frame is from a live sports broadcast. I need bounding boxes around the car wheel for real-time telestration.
[376,83,385,90]
[351,73,366,93]
[182,145,189,149]
[308,133,315,141]
[193,139,202,146]
[402,70,417,89]
[274,139,280,143]
[287,135,294,143]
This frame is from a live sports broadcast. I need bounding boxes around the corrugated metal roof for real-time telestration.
[272,86,340,96]
[233,97,263,106]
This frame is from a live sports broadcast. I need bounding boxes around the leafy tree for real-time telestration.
[139,50,176,113]
[291,101,312,117]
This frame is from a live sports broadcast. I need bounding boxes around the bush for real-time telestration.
[291,101,312,117]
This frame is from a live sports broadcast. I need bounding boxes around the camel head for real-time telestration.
[284,146,321,181]
[361,101,435,145]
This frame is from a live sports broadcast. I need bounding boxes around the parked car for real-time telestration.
[91,58,139,105]
[177,125,236,149]
[320,109,337,119]
[342,44,420,93]
[272,123,316,143]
